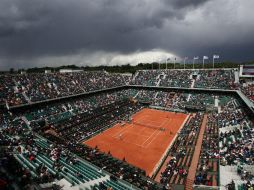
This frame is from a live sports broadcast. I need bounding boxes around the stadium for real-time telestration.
[1,0,254,189]
[0,65,254,190]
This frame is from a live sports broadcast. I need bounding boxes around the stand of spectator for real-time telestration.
[0,75,27,106]
[194,113,219,186]
[131,70,160,86]
[0,115,151,189]
[0,97,162,190]
[160,113,203,188]
[22,90,133,125]
[131,69,237,89]
[237,165,254,181]
[186,93,214,110]
[220,126,254,166]
[237,181,254,190]
[2,68,254,109]
[194,69,236,89]
[0,72,130,106]
[217,99,247,128]
[0,153,35,190]
[160,70,192,88]
[1,72,254,190]
[136,90,216,111]
[241,83,254,103]
[39,99,142,142]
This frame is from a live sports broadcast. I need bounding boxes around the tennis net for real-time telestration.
[132,121,165,131]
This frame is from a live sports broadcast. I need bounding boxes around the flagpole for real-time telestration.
[184,58,186,70]
[193,58,195,69]
[174,58,176,69]
[203,57,205,69]
[213,57,215,69]
[166,58,168,70]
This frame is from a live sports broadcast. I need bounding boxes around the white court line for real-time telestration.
[134,115,148,123]
[113,132,150,139]
[133,114,151,133]
[126,131,151,138]
[111,114,150,139]
[112,124,132,138]
[112,112,173,148]
[112,116,151,138]
[112,112,149,138]
[140,118,168,147]
[112,131,152,148]
[138,125,147,133]
[135,116,166,127]
[132,109,146,117]
[136,118,162,124]
[156,118,168,129]
[141,128,160,146]
[112,122,151,139]
[113,114,187,151]
[112,124,160,148]
[132,122,149,134]
[143,130,162,148]
[149,113,190,176]
[120,139,145,148]
[142,117,171,148]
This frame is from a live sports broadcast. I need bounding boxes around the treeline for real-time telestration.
[4,61,254,74]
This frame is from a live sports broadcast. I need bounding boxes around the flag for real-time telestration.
[194,56,199,60]
[203,56,208,59]
[167,58,170,61]
[213,55,219,59]
[175,57,177,60]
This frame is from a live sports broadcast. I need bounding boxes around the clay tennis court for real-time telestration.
[84,108,188,176]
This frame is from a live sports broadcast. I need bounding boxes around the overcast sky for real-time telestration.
[0,0,254,69]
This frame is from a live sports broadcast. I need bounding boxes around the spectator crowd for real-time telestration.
[1,68,254,190]
[0,71,130,106]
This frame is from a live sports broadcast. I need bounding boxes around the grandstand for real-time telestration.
[0,67,254,190]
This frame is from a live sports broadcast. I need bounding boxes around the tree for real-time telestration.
[9,68,14,73]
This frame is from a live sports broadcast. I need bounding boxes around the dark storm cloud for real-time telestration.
[0,0,199,57]
[0,0,178,57]
[169,0,212,8]
[0,27,15,37]
[0,0,253,69]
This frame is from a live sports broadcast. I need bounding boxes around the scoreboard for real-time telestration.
[242,65,254,76]
[240,65,254,77]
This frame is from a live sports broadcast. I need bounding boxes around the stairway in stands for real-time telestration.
[185,114,208,190]
[12,78,32,104]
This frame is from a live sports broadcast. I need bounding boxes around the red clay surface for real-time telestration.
[84,108,188,176]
